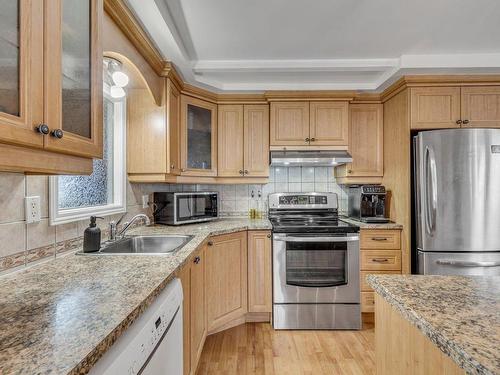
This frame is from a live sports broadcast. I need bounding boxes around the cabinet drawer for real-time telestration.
[360,230,401,249]
[361,250,402,271]
[361,291,375,313]
[360,270,400,291]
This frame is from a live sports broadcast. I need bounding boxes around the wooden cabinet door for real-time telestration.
[177,264,191,375]
[244,105,269,177]
[247,231,272,313]
[461,86,500,128]
[44,0,103,158]
[309,101,349,146]
[270,102,309,146]
[180,95,218,176]
[206,231,248,332]
[218,105,244,177]
[166,79,181,175]
[190,246,206,373]
[127,89,166,174]
[347,104,383,177]
[410,87,461,129]
[0,0,44,149]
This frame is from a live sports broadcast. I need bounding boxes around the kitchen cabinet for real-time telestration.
[461,86,500,128]
[127,79,181,176]
[410,86,500,130]
[270,101,349,149]
[205,231,248,333]
[177,262,191,375]
[0,0,101,174]
[190,246,207,373]
[180,95,218,176]
[218,104,269,177]
[247,231,272,313]
[359,228,402,313]
[335,103,383,184]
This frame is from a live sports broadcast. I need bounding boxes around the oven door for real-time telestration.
[175,193,218,224]
[273,233,360,304]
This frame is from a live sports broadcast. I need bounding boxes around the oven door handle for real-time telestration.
[274,235,359,242]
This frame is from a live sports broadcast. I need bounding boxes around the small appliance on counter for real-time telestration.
[348,185,389,223]
[152,192,219,225]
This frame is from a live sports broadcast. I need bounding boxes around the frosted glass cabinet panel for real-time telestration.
[0,0,44,148]
[180,95,217,176]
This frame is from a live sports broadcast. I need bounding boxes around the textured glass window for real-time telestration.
[58,97,115,209]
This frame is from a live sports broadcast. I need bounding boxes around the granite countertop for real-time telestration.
[340,216,403,229]
[367,275,500,375]
[0,218,271,375]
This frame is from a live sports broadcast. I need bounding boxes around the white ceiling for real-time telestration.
[125,0,500,92]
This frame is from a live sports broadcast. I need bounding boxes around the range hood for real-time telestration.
[270,150,353,167]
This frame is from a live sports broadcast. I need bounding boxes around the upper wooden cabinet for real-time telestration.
[205,231,248,333]
[410,86,500,130]
[270,101,348,148]
[218,104,269,178]
[410,87,461,129]
[270,102,310,146]
[310,101,349,145]
[180,95,218,176]
[0,0,101,174]
[335,104,383,184]
[461,86,500,128]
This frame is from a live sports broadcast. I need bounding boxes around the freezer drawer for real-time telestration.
[418,251,500,276]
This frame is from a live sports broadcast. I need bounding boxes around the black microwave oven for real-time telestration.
[152,192,219,225]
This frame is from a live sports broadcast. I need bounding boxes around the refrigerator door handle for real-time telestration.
[425,147,437,235]
[436,259,500,267]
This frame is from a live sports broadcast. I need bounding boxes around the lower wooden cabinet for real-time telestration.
[205,231,248,333]
[177,262,191,375]
[247,231,272,313]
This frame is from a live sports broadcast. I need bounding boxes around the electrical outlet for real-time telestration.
[142,195,149,209]
[25,196,41,224]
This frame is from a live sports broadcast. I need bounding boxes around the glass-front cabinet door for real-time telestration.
[180,95,217,176]
[44,0,103,158]
[0,0,44,148]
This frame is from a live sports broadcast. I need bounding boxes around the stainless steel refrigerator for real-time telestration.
[414,128,500,276]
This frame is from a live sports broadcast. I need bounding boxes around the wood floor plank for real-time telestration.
[196,322,375,375]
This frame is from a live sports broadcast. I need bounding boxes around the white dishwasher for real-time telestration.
[90,278,183,375]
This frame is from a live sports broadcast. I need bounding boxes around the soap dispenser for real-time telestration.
[83,216,103,253]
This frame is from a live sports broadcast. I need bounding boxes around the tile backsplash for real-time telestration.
[140,166,348,217]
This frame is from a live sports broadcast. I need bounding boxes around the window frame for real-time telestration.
[49,85,127,225]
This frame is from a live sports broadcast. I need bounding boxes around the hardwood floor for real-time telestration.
[196,322,375,375]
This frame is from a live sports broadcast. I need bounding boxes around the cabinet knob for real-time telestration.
[239,170,243,175]
[267,234,271,238]
[207,241,213,246]
[456,119,463,125]
[462,119,470,125]
[171,164,175,169]
[181,168,186,172]
[305,137,310,142]
[51,129,64,139]
[35,124,50,135]
[348,169,352,174]
[194,256,201,264]
[244,170,248,175]
[310,137,316,142]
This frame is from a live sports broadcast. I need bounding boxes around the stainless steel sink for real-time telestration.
[78,235,194,255]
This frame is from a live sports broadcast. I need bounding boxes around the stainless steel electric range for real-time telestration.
[268,192,361,330]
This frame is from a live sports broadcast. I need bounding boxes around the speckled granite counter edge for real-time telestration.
[339,217,403,229]
[69,221,271,375]
[367,275,491,375]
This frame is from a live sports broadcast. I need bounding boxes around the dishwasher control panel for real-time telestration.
[89,278,183,375]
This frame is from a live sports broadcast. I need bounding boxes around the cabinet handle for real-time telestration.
[310,137,316,142]
[267,234,271,238]
[371,258,389,263]
[347,169,352,174]
[305,137,310,142]
[239,170,243,175]
[194,256,201,264]
[171,164,175,169]
[371,237,388,241]
[51,129,64,139]
[244,170,248,175]
[35,124,50,135]
[207,241,213,246]
[181,168,186,172]
[456,119,463,125]
[462,119,470,125]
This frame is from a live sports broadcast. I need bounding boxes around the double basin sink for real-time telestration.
[79,235,194,255]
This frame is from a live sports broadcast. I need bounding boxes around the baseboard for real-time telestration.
[207,312,272,335]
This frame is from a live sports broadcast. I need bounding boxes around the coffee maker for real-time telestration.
[348,185,389,223]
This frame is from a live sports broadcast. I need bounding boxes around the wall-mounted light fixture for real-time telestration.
[104,57,129,99]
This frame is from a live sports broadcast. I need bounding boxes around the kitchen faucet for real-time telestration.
[109,213,151,241]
